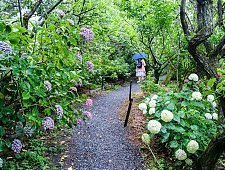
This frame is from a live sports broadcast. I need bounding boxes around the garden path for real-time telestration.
[65,83,145,170]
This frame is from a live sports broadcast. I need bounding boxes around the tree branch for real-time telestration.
[17,0,23,26]
[180,0,190,37]
[23,0,42,29]
[210,35,225,60]
[39,0,64,26]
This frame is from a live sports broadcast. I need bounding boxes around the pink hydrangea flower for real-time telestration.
[86,98,93,107]
[83,111,92,119]
[77,119,84,125]
[70,86,77,92]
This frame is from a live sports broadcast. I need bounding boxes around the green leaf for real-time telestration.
[162,132,170,143]
[207,78,216,88]
[22,92,31,100]
[169,140,179,148]
[5,25,12,33]
[0,22,5,32]
[0,126,5,136]
[167,103,175,110]
[173,114,180,123]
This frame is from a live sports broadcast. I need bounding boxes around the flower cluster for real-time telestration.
[79,27,94,42]
[0,158,2,168]
[147,120,162,134]
[192,91,202,100]
[78,79,83,87]
[11,139,22,154]
[188,73,199,82]
[86,98,93,107]
[142,133,150,144]
[86,61,94,71]
[67,19,74,26]
[186,140,199,153]
[83,111,92,119]
[76,53,82,62]
[42,116,54,131]
[185,158,193,165]
[207,95,214,103]
[212,113,218,120]
[77,119,84,125]
[138,103,147,111]
[70,86,77,92]
[57,9,65,17]
[55,105,63,119]
[175,149,187,161]
[161,110,173,122]
[207,94,217,108]
[0,41,12,54]
[205,113,212,119]
[24,125,35,137]
[44,81,52,91]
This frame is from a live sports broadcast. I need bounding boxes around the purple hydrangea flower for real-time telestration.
[79,27,94,42]
[11,139,22,154]
[42,116,54,131]
[83,111,92,119]
[86,98,93,107]
[44,81,52,91]
[57,9,65,17]
[78,79,83,87]
[0,41,12,54]
[55,105,63,119]
[16,121,23,129]
[77,119,84,125]
[76,53,82,62]
[24,125,34,137]
[86,61,94,71]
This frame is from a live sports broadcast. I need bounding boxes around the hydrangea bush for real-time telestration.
[140,73,218,167]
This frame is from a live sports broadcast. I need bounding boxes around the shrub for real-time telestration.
[140,73,218,168]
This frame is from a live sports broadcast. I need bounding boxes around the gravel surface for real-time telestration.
[67,83,145,170]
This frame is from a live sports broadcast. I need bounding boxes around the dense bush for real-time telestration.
[139,74,219,168]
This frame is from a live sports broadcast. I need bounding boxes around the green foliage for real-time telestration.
[140,74,166,93]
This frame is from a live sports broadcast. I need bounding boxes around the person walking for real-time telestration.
[136,58,146,83]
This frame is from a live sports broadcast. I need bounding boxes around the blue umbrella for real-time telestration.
[132,52,147,60]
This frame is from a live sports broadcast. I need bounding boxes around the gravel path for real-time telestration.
[67,83,145,170]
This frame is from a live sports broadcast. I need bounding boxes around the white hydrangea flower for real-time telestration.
[205,113,212,120]
[0,158,2,168]
[142,133,150,144]
[187,140,199,154]
[149,108,155,115]
[185,158,193,165]
[147,120,162,134]
[143,110,147,114]
[212,101,217,108]
[212,113,218,120]
[175,149,187,160]
[145,98,150,104]
[188,73,199,82]
[192,92,202,101]
[207,95,214,103]
[161,110,173,122]
[139,103,147,111]
[151,95,158,100]
[149,100,156,108]
[165,101,170,105]
[67,19,74,26]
